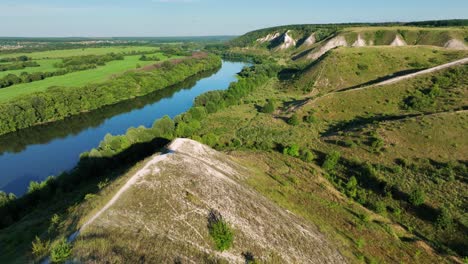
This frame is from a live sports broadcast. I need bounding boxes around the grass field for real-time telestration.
[0,46,158,60]
[0,53,173,102]
[0,58,61,78]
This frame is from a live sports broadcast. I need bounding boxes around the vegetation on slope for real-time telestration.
[293,46,468,93]
[1,39,466,263]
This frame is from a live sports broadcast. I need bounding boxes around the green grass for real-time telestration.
[0,58,61,78]
[0,46,158,60]
[194,59,467,261]
[0,53,173,102]
[296,46,468,94]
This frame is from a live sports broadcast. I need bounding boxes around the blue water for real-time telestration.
[0,61,247,195]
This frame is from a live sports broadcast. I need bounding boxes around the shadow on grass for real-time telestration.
[321,113,420,136]
[338,68,426,92]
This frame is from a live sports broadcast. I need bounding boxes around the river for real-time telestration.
[0,60,247,195]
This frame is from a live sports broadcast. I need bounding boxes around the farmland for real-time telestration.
[0,53,172,102]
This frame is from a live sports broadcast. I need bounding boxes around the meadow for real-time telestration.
[0,46,158,60]
[0,53,172,102]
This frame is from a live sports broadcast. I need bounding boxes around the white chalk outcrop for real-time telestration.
[256,32,280,43]
[444,39,468,50]
[301,33,316,47]
[352,34,367,47]
[390,35,407,46]
[276,30,297,50]
[307,36,348,60]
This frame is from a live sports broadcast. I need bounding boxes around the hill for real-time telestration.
[228,22,468,62]
[36,139,346,263]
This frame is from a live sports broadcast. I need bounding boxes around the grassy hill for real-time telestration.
[293,46,468,93]
[229,21,468,63]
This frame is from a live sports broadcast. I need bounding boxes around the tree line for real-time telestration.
[0,51,159,89]
[0,54,222,136]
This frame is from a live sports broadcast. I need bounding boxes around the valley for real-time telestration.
[0,19,467,264]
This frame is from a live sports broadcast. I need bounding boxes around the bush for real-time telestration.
[304,114,317,124]
[31,236,50,260]
[207,210,234,251]
[283,144,300,157]
[202,133,219,147]
[322,151,341,172]
[50,239,72,263]
[436,206,453,230]
[287,113,300,126]
[408,187,425,206]
[300,150,316,162]
[346,176,358,198]
[261,99,275,113]
[373,200,387,214]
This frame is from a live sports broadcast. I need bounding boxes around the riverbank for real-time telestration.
[0,53,221,136]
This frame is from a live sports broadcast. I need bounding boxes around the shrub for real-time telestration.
[304,114,317,123]
[207,210,234,251]
[300,150,316,162]
[0,191,16,207]
[152,115,175,138]
[357,63,369,71]
[48,213,61,234]
[283,144,300,157]
[31,236,50,260]
[261,99,275,113]
[50,238,72,263]
[346,176,358,198]
[322,151,341,172]
[202,133,219,147]
[287,114,300,126]
[373,200,387,214]
[408,187,425,206]
[436,206,453,230]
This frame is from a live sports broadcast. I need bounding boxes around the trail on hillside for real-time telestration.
[292,57,468,111]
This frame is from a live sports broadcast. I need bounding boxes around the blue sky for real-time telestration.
[0,0,466,37]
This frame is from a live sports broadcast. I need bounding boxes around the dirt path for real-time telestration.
[371,57,468,87]
[301,57,468,108]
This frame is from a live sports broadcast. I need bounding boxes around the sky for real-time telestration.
[0,0,466,37]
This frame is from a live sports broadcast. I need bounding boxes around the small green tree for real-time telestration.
[322,151,341,172]
[50,239,72,263]
[202,133,219,147]
[304,114,317,123]
[261,100,275,113]
[301,150,316,162]
[346,176,358,198]
[436,206,453,230]
[31,236,50,260]
[409,187,425,206]
[283,144,300,157]
[288,114,300,126]
[152,115,175,138]
[207,210,233,251]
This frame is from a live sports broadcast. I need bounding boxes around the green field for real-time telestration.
[0,53,173,102]
[0,46,158,60]
[0,59,61,78]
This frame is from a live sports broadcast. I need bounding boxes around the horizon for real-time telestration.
[0,19,466,39]
[1,0,467,37]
